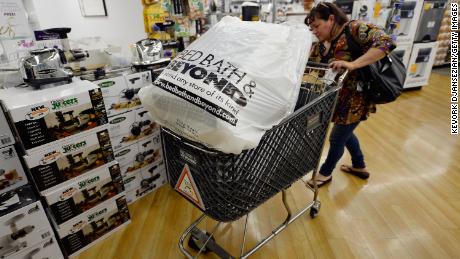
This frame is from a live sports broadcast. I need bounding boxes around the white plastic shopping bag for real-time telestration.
[139,16,312,154]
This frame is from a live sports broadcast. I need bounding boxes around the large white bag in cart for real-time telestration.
[139,16,312,154]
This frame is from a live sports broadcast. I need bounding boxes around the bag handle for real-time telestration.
[344,21,392,70]
[344,21,363,60]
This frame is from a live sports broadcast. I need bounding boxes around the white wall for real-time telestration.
[30,0,146,51]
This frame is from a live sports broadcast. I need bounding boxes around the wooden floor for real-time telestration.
[76,72,459,259]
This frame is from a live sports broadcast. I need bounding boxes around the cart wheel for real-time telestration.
[188,231,215,253]
[310,201,321,218]
[310,207,319,218]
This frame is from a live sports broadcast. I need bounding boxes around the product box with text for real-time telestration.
[125,163,167,204]
[404,41,438,89]
[42,162,124,225]
[0,145,28,195]
[124,71,152,91]
[0,201,55,258]
[108,108,158,151]
[0,106,14,148]
[119,142,163,178]
[112,142,139,168]
[56,194,130,257]
[0,185,36,218]
[8,235,64,259]
[94,74,139,118]
[0,80,108,154]
[23,128,115,192]
[395,0,424,44]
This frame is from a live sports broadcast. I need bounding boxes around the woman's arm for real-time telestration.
[330,48,386,71]
[330,21,395,71]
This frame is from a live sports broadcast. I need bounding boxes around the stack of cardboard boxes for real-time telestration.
[92,70,167,204]
[0,80,131,257]
[0,102,64,258]
[0,186,64,259]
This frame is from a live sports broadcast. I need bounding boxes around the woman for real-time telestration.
[305,2,396,187]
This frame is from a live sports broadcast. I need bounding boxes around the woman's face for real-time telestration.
[309,15,335,42]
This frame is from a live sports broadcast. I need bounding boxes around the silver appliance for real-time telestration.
[414,0,448,42]
[19,48,73,88]
[397,1,417,36]
[132,39,163,67]
[19,28,88,88]
[411,47,432,77]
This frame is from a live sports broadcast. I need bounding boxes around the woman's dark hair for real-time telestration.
[305,2,349,26]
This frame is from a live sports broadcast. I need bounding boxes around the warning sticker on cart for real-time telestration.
[175,164,205,210]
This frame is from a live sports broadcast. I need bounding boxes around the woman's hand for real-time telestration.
[329,60,356,71]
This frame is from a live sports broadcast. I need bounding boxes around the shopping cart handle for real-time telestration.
[161,127,220,155]
[306,61,330,68]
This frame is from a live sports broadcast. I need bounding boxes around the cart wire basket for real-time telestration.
[161,62,348,258]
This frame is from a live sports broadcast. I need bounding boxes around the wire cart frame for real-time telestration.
[161,62,349,258]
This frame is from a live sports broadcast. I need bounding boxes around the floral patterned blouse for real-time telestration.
[309,20,396,125]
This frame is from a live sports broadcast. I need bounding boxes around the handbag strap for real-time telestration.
[344,21,363,60]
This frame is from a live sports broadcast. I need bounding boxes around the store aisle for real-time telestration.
[76,72,459,259]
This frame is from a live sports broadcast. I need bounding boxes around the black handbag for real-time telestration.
[344,24,406,104]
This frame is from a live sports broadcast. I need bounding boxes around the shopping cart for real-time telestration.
[161,62,349,258]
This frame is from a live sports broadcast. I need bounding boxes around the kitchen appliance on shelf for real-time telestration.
[410,47,432,77]
[19,28,89,88]
[396,1,417,37]
[131,39,171,70]
[414,0,448,42]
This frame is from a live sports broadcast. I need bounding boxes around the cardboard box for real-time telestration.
[42,162,124,225]
[94,74,141,118]
[137,162,166,195]
[124,71,152,91]
[122,141,163,193]
[119,143,163,178]
[0,201,55,258]
[108,108,159,151]
[7,235,64,259]
[404,41,438,89]
[0,80,108,154]
[93,71,151,118]
[393,42,413,68]
[125,163,167,204]
[395,0,424,44]
[112,142,139,168]
[121,171,140,193]
[55,194,130,257]
[23,128,115,193]
[0,145,28,195]
[0,185,36,218]
[0,107,14,148]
